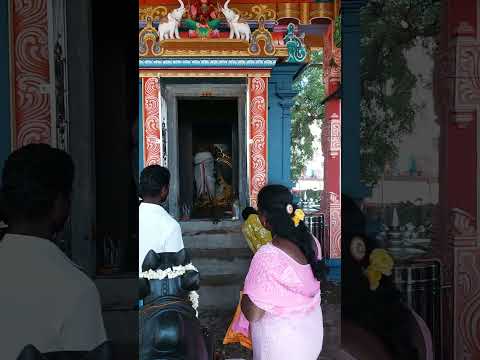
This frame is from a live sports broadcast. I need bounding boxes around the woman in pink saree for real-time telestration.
[239,185,326,359]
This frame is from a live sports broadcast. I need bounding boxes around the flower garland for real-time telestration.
[140,263,200,317]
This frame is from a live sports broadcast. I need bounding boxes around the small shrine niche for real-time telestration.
[177,98,239,219]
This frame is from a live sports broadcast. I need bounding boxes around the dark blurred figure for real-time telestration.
[241,206,257,221]
[341,194,422,360]
[0,144,107,359]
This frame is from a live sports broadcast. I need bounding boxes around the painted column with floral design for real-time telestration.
[434,0,480,358]
[248,76,269,207]
[10,0,52,148]
[141,77,162,167]
[321,22,341,259]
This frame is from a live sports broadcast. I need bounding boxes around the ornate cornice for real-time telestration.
[139,57,278,69]
[139,69,272,78]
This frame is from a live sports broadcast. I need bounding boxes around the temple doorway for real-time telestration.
[158,82,248,220]
[178,98,239,219]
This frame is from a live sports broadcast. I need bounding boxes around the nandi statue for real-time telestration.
[220,0,251,41]
[158,0,185,40]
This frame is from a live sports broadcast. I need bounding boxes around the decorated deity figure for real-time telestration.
[184,0,221,38]
[214,144,233,206]
[194,145,216,207]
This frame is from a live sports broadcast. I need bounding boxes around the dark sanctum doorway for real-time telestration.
[177,98,239,220]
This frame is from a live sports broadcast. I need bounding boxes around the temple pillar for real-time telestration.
[9,0,53,148]
[434,1,480,358]
[321,20,342,283]
[65,0,97,275]
[268,63,303,189]
[0,0,10,167]
[340,0,368,200]
[322,21,342,260]
[141,76,162,167]
[247,76,269,207]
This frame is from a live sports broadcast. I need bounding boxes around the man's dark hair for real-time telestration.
[139,165,170,198]
[0,144,75,220]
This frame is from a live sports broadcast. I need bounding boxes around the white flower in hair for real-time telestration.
[286,204,294,215]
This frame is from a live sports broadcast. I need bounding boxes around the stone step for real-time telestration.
[198,282,243,310]
[180,219,242,233]
[189,247,252,259]
[179,221,251,309]
[198,274,245,310]
[189,248,251,278]
[201,273,245,287]
[195,257,250,277]
[181,220,247,249]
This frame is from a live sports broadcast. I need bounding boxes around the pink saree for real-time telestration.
[234,239,324,359]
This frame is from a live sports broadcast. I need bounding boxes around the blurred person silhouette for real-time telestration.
[340,194,431,360]
[0,144,108,359]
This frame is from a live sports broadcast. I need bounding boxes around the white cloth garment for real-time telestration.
[194,152,215,200]
[0,234,107,359]
[139,202,184,274]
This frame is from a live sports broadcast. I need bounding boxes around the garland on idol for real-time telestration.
[140,263,200,317]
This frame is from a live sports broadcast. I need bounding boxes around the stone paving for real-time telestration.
[199,281,340,360]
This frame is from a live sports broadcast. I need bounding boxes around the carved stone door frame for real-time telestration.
[162,82,248,218]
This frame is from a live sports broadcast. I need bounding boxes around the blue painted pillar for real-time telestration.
[0,0,11,169]
[268,63,304,189]
[341,0,368,200]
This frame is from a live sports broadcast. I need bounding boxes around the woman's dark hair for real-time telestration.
[241,206,257,221]
[341,194,418,360]
[139,165,170,199]
[0,144,74,221]
[257,184,326,281]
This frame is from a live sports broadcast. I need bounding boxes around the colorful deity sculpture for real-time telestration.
[184,0,221,38]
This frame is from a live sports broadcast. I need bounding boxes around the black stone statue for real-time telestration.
[139,249,213,360]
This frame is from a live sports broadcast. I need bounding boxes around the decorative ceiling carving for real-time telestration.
[138,0,337,58]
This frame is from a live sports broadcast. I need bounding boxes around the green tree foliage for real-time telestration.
[291,50,325,182]
[360,0,440,186]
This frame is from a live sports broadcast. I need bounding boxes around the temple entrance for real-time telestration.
[178,98,239,219]
[157,82,248,219]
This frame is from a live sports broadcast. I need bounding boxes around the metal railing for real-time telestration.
[304,214,328,259]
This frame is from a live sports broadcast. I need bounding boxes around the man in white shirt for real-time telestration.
[0,144,107,359]
[139,165,184,274]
